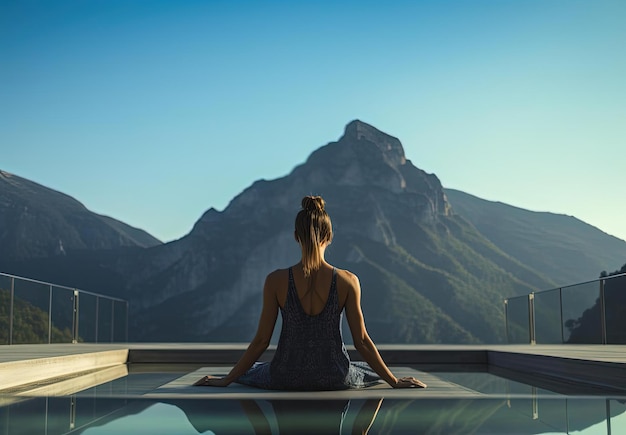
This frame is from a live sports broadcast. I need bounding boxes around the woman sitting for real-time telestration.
[195,195,427,390]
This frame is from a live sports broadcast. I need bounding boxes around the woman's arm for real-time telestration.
[194,272,279,386]
[344,272,426,389]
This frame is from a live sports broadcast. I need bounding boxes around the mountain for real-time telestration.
[5,121,624,344]
[444,189,626,286]
[114,120,554,344]
[0,170,162,261]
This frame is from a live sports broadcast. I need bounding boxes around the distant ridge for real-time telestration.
[445,188,626,286]
[0,169,161,261]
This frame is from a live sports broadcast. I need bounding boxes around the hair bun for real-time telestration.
[301,195,325,213]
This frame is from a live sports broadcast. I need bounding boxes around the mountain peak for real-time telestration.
[343,119,397,143]
[341,120,406,167]
[344,119,376,136]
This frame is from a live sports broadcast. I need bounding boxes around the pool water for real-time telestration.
[1,365,625,434]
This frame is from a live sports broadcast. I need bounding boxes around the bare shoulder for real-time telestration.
[335,268,360,292]
[265,268,288,287]
[265,269,290,306]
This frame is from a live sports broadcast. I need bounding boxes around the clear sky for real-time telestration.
[2,0,625,243]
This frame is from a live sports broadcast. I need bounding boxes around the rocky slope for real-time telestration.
[118,120,553,343]
[445,189,626,286]
[0,170,161,261]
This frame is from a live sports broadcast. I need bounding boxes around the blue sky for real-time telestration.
[2,0,625,244]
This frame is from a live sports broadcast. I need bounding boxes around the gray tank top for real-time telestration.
[236,267,380,390]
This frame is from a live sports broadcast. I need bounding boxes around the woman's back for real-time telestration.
[270,266,349,390]
[236,265,380,390]
[277,264,347,316]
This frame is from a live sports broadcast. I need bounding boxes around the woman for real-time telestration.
[194,196,427,390]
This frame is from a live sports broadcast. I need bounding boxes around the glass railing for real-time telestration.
[504,273,626,344]
[0,272,128,345]
[503,294,531,344]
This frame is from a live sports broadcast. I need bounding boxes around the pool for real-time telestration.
[2,364,625,434]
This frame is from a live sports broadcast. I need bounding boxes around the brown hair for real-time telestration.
[295,196,333,277]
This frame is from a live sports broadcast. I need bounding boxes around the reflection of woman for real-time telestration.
[158,398,384,435]
[195,196,426,390]
[240,398,384,435]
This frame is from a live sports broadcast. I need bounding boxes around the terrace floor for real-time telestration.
[2,344,626,434]
[1,343,626,398]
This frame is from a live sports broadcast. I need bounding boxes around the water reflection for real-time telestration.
[1,396,625,434]
[150,398,382,435]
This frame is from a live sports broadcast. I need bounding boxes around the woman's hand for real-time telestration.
[393,376,427,388]
[193,375,230,387]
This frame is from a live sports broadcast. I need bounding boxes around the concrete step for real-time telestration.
[0,346,128,391]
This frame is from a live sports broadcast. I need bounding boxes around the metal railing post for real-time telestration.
[110,301,115,343]
[559,288,565,343]
[8,277,14,345]
[126,301,129,342]
[95,296,99,343]
[528,293,536,345]
[504,299,510,343]
[72,290,79,344]
[48,285,53,344]
[599,279,607,344]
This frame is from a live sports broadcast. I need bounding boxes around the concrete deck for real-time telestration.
[1,343,626,397]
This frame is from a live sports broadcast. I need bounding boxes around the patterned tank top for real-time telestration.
[236,267,380,390]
